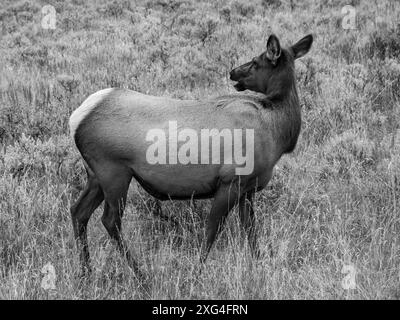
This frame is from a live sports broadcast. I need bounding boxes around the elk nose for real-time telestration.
[229,70,237,81]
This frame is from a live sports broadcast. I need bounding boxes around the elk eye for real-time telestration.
[252,59,259,68]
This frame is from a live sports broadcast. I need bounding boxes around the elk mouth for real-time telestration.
[233,81,246,91]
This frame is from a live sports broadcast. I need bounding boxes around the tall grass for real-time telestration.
[1,0,400,299]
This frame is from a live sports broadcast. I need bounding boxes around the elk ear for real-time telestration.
[265,34,281,65]
[291,34,313,59]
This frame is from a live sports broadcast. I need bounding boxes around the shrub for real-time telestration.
[6,1,40,16]
[343,63,368,92]
[98,0,126,18]
[261,0,281,9]
[166,46,218,90]
[145,0,186,12]
[329,32,360,63]
[61,13,92,31]
[16,11,33,25]
[57,74,80,93]
[194,17,219,44]
[219,6,231,22]
[366,25,400,60]
[322,130,376,178]
[296,57,322,96]
[232,0,256,18]
[20,44,49,67]
[2,134,79,181]
[364,58,400,109]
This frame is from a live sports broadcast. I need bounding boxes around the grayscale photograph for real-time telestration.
[0,0,399,302]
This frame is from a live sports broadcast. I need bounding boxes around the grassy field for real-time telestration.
[1,0,400,299]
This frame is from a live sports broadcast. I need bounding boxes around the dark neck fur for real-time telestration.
[261,71,301,156]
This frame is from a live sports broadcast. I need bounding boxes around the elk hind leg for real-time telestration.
[70,166,104,275]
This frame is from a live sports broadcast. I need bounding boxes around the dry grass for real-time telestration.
[1,0,400,299]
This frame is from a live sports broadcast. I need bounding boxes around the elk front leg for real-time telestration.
[200,182,240,263]
[239,192,260,258]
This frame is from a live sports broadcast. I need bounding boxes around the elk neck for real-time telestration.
[261,68,301,156]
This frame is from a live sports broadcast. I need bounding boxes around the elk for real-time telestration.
[69,34,313,275]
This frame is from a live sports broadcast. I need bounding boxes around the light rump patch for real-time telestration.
[68,88,115,139]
